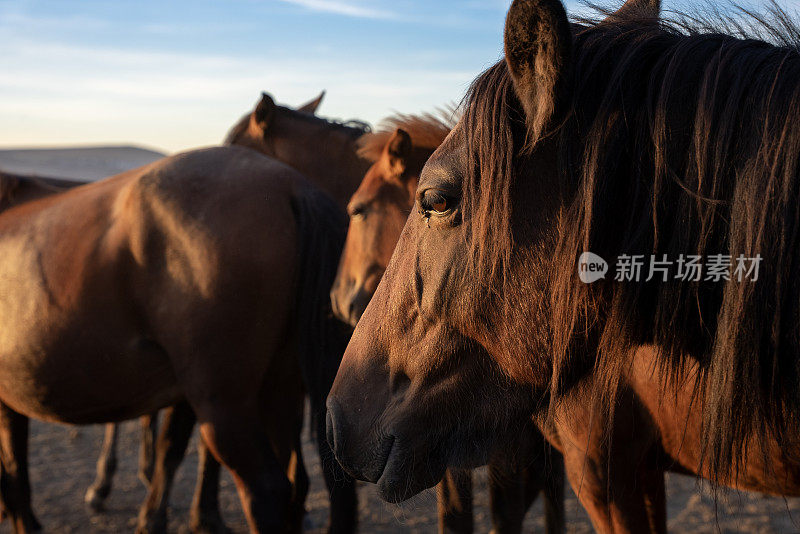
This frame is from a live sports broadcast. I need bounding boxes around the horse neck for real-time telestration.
[273,127,370,211]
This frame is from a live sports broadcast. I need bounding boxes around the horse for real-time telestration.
[86,92,369,534]
[225,91,371,210]
[330,112,564,534]
[326,0,800,531]
[0,171,81,205]
[0,145,347,533]
[0,171,174,528]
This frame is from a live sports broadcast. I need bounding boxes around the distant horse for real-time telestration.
[0,145,346,533]
[89,92,369,534]
[327,0,800,532]
[0,171,80,205]
[330,113,564,534]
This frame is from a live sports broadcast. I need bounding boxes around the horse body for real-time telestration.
[0,172,174,424]
[0,154,294,422]
[0,145,341,532]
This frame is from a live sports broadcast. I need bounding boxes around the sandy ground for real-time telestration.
[1,417,798,534]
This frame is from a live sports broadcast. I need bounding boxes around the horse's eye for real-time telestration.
[420,189,454,214]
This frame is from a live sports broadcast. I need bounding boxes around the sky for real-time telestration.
[0,0,797,153]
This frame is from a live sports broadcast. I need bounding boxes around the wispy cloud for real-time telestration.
[277,0,399,19]
[0,36,475,151]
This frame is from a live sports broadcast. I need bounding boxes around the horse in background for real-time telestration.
[327,0,800,531]
[226,91,371,210]
[135,92,370,534]
[0,171,81,206]
[0,145,346,533]
[84,92,368,533]
[330,113,564,534]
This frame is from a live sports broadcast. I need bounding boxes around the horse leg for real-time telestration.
[315,406,357,534]
[287,436,309,534]
[487,462,525,534]
[0,401,40,532]
[136,403,195,534]
[138,412,160,487]
[639,466,666,533]
[84,423,118,511]
[538,450,565,534]
[562,443,665,533]
[514,435,565,534]
[195,406,292,533]
[436,468,473,533]
[190,440,228,534]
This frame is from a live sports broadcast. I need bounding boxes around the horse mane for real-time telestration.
[223,104,371,146]
[463,1,800,484]
[356,107,458,162]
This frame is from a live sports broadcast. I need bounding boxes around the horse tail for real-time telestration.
[290,183,349,435]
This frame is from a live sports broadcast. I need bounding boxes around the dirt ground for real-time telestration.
[3,417,800,533]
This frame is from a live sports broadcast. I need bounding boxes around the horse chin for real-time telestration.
[375,435,449,503]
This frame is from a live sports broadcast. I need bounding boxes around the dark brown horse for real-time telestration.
[0,172,174,529]
[0,145,346,533]
[0,172,212,532]
[327,0,800,532]
[330,113,564,534]
[87,92,368,534]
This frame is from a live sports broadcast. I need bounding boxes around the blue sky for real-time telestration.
[0,0,797,152]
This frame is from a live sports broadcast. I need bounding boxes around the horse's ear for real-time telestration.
[385,129,411,177]
[252,92,276,132]
[607,0,660,21]
[504,0,572,141]
[297,91,326,114]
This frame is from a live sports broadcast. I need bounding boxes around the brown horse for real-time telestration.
[87,92,368,534]
[226,91,371,210]
[330,113,564,534]
[0,172,205,532]
[0,172,174,528]
[327,0,800,532]
[0,145,346,533]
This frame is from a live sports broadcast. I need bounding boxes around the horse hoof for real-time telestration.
[84,486,107,512]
